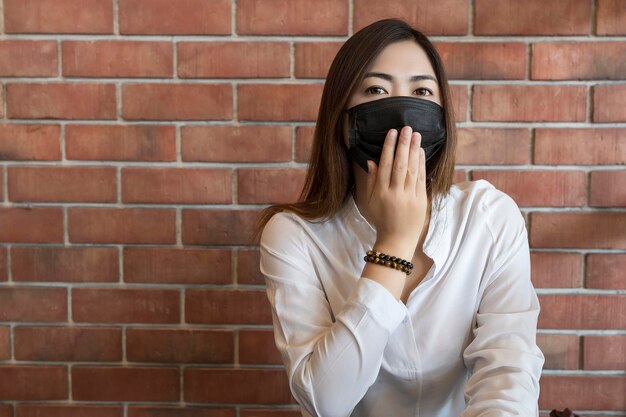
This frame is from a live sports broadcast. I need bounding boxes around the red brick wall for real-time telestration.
[0,0,624,416]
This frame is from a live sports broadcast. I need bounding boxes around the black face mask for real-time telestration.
[345,96,447,174]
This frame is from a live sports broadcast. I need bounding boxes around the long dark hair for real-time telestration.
[253,18,457,241]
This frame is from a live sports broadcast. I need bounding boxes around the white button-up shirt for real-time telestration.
[260,179,545,417]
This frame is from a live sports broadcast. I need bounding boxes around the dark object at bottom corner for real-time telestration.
[550,408,580,417]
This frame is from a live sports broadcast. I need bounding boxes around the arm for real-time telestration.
[260,213,408,417]
[461,192,545,417]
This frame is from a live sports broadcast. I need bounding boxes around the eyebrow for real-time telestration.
[363,72,438,82]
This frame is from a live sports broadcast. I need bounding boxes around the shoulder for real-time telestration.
[260,211,307,255]
[449,179,526,240]
[450,179,522,219]
[260,211,343,252]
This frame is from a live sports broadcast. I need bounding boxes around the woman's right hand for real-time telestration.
[364,125,428,260]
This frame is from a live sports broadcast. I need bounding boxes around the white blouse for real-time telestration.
[259,179,545,417]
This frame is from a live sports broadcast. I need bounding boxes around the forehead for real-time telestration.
[366,40,436,78]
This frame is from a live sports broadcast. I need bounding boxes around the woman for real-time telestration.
[255,18,544,417]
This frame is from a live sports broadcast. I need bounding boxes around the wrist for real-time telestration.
[372,238,416,262]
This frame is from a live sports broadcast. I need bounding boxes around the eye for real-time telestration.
[415,87,433,96]
[365,86,387,95]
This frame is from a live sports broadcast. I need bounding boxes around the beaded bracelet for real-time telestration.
[363,249,414,276]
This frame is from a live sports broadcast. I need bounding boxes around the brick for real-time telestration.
[123,84,232,121]
[73,288,179,324]
[0,207,63,243]
[238,168,306,204]
[453,170,467,183]
[0,41,57,77]
[73,367,179,401]
[11,246,118,283]
[182,126,292,163]
[0,287,66,322]
[238,84,323,121]
[4,0,113,34]
[120,0,230,35]
[65,125,176,162]
[436,42,525,80]
[530,252,582,289]
[450,85,468,122]
[7,83,117,120]
[239,330,282,365]
[295,126,315,162]
[586,254,626,290]
[184,368,292,404]
[532,42,626,80]
[590,170,626,207]
[295,42,343,79]
[354,0,468,35]
[186,290,271,325]
[0,249,7,281]
[0,327,8,360]
[238,0,347,35]
[530,212,626,249]
[597,0,626,35]
[124,248,231,285]
[178,42,289,78]
[237,249,264,285]
[16,405,122,417]
[471,170,586,207]
[539,375,626,410]
[0,366,67,400]
[63,41,173,78]
[128,408,234,417]
[0,124,61,161]
[14,326,121,362]
[472,85,587,122]
[68,208,176,244]
[8,166,116,203]
[0,405,11,417]
[122,168,231,204]
[534,128,626,165]
[240,411,300,417]
[182,210,259,245]
[536,334,579,370]
[593,84,626,122]
[474,0,591,35]
[126,329,233,364]
[584,336,626,370]
[538,294,626,330]
[456,128,529,165]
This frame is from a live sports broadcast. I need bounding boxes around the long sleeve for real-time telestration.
[260,213,408,417]
[461,192,545,417]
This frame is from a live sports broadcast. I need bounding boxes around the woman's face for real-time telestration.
[342,40,442,146]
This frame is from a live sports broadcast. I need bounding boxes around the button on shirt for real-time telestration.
[259,180,545,417]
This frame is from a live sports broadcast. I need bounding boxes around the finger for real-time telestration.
[390,126,412,190]
[416,146,426,196]
[365,160,377,199]
[377,128,398,188]
[405,132,421,191]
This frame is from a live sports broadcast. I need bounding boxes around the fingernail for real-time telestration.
[389,129,398,138]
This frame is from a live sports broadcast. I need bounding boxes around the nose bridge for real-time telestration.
[390,79,412,97]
